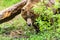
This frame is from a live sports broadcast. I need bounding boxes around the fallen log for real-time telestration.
[0,0,27,20]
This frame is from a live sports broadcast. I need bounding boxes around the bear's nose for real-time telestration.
[28,23,31,26]
[27,18,32,26]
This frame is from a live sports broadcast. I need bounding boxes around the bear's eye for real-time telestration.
[31,14,34,18]
[31,15,34,17]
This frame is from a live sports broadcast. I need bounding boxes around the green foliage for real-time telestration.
[32,0,60,32]
[0,0,21,10]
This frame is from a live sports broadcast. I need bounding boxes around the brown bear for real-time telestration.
[21,10,40,34]
[21,0,40,33]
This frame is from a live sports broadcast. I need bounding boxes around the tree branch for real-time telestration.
[0,0,27,20]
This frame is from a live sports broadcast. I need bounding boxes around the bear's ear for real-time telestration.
[30,10,39,18]
[21,10,27,20]
[34,13,39,18]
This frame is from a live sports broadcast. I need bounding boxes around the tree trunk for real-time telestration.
[0,0,27,20]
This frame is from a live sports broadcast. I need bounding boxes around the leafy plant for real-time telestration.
[32,0,60,32]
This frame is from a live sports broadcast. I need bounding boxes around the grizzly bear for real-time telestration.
[21,10,40,33]
[21,0,40,33]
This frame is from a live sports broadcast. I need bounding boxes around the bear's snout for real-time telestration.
[27,18,32,26]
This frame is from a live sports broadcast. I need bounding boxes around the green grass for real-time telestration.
[0,0,21,10]
[0,31,60,40]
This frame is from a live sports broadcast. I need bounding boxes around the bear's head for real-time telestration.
[21,10,38,26]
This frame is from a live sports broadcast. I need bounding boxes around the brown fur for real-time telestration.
[21,0,40,33]
[21,0,40,11]
[21,10,40,33]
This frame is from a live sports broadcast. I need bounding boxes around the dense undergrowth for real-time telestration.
[0,0,60,40]
[32,0,60,32]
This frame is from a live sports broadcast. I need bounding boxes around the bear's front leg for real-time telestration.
[33,22,40,34]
